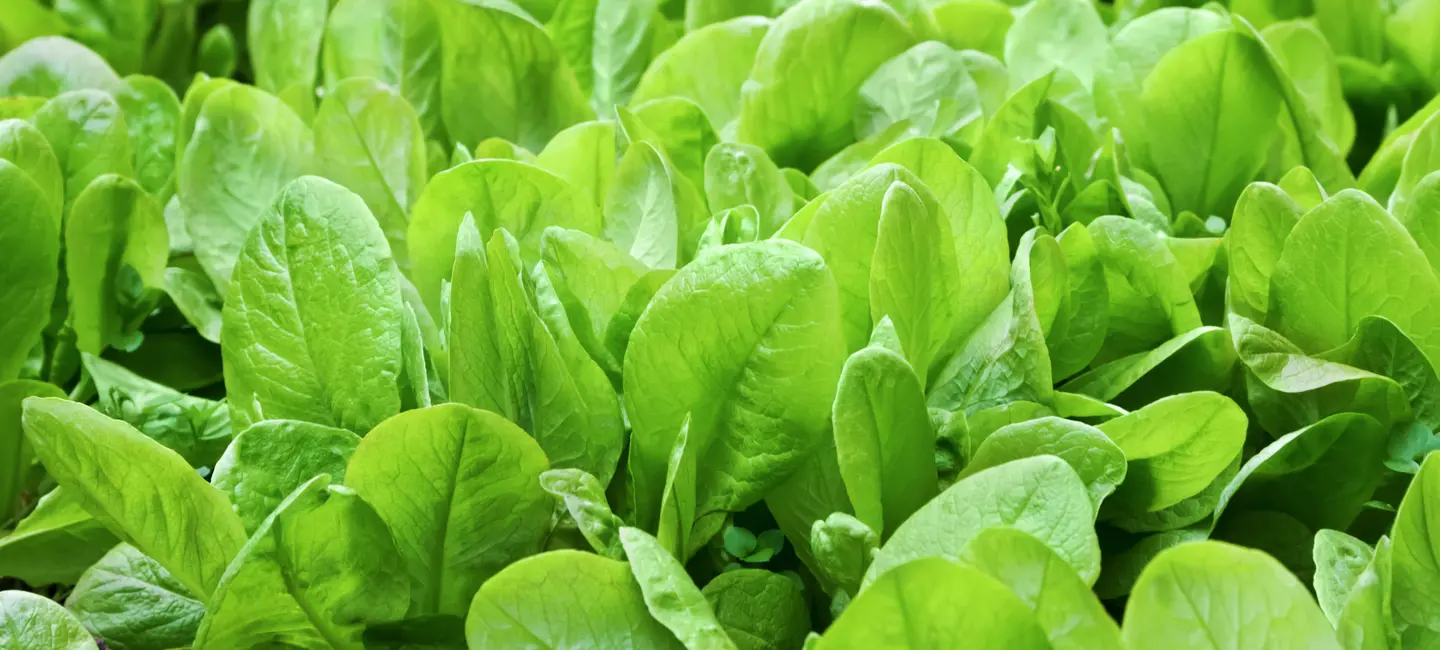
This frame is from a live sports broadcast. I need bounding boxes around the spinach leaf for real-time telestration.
[819,558,1050,649]
[66,544,206,650]
[465,551,683,649]
[701,569,809,650]
[1122,541,1342,649]
[345,404,552,617]
[0,590,98,650]
[866,456,1100,587]
[222,177,408,434]
[313,78,428,272]
[22,397,246,600]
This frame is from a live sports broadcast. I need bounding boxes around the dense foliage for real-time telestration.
[2,0,1440,647]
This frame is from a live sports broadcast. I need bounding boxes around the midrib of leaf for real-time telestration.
[1192,34,1232,218]
[427,417,468,614]
[694,282,810,505]
[339,100,406,222]
[1170,569,1228,649]
[271,212,339,429]
[891,566,926,649]
[275,532,354,650]
[488,598,554,647]
[92,566,205,607]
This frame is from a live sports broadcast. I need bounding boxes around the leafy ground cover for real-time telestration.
[3,0,1440,647]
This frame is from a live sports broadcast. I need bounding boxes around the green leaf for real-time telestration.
[1122,541,1342,649]
[221,176,408,434]
[33,89,133,212]
[112,75,181,198]
[927,290,1053,417]
[175,75,237,158]
[865,456,1101,587]
[763,434,855,592]
[193,477,409,650]
[1314,532,1399,650]
[1314,530,1375,624]
[0,162,57,382]
[549,0,661,112]
[958,528,1123,650]
[1096,526,1205,597]
[540,468,625,559]
[1269,189,1440,364]
[704,142,794,238]
[0,36,118,98]
[1387,0,1440,92]
[799,164,955,352]
[539,226,649,377]
[959,416,1126,515]
[434,1,593,152]
[534,119,615,208]
[819,558,1050,649]
[1137,29,1282,217]
[464,551,683,649]
[1216,413,1387,532]
[162,265,223,343]
[736,0,914,170]
[629,97,717,194]
[1097,392,1246,516]
[0,590,98,650]
[1396,170,1440,278]
[620,527,737,649]
[1107,451,1242,535]
[314,77,428,273]
[631,16,769,137]
[1048,223,1108,379]
[807,512,876,597]
[968,71,1055,186]
[869,138,1009,352]
[1231,316,1410,435]
[1004,0,1107,91]
[604,140,708,269]
[65,543,206,650]
[322,0,444,139]
[623,240,844,533]
[1262,21,1355,160]
[855,41,982,141]
[1394,453,1440,630]
[0,379,62,521]
[0,1,67,54]
[247,0,326,116]
[1226,181,1303,322]
[657,416,707,560]
[449,222,624,484]
[833,345,936,538]
[83,353,231,468]
[52,0,154,75]
[64,174,168,354]
[1089,215,1203,362]
[345,404,553,617]
[701,569,810,650]
[0,487,116,587]
[178,84,312,292]
[197,24,237,78]
[21,397,246,600]
[697,205,761,254]
[0,117,63,227]
[1389,112,1440,220]
[407,159,601,314]
[1095,8,1227,166]
[1061,326,1236,408]
[869,180,955,379]
[210,420,361,534]
[807,120,914,193]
